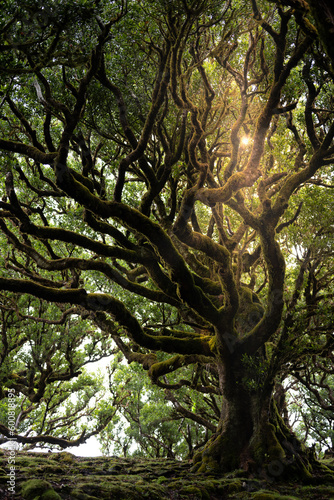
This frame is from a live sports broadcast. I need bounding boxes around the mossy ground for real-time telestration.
[0,449,333,499]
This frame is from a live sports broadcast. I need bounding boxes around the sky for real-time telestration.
[67,435,102,457]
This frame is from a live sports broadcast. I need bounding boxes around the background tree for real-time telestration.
[287,370,334,454]
[280,180,334,456]
[99,355,219,460]
[0,293,125,448]
[0,0,333,479]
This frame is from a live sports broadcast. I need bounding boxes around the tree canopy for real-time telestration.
[0,0,333,479]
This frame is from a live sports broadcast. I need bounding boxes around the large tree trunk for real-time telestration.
[192,359,318,480]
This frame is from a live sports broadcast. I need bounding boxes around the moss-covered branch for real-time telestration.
[0,139,57,164]
[0,278,212,356]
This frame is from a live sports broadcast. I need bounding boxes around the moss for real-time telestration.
[251,494,277,500]
[21,479,61,500]
[194,431,246,474]
[34,464,65,474]
[265,423,286,460]
[49,451,75,463]
[71,489,100,500]
[194,455,221,474]
[320,457,334,468]
[7,450,334,500]
[180,485,202,496]
[298,484,334,496]
[40,490,62,500]
[227,479,243,493]
[251,492,301,500]
[210,478,245,495]
[134,483,166,499]
[208,335,217,353]
[15,456,46,467]
[251,422,286,466]
[156,475,168,484]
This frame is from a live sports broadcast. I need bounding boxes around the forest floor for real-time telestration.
[1,448,334,499]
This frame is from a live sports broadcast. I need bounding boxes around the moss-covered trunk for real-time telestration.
[192,359,319,480]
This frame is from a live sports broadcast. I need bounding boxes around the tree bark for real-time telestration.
[192,357,320,480]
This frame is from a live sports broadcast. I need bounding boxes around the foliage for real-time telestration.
[99,354,220,459]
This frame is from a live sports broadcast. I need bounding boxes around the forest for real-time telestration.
[0,0,334,495]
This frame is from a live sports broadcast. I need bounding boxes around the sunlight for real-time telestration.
[241,135,251,146]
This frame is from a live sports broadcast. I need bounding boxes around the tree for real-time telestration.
[281,183,334,456]
[0,293,126,448]
[98,354,218,460]
[0,0,333,479]
[288,370,334,455]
